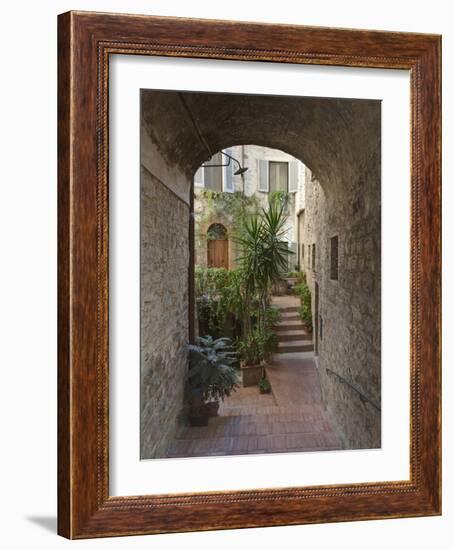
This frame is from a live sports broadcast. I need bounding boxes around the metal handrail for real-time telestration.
[325,367,381,412]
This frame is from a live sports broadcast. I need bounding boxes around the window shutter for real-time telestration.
[203,152,222,191]
[223,149,234,192]
[194,167,204,187]
[289,161,299,193]
[258,159,269,192]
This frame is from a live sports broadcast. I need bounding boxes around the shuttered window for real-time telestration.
[258,159,269,192]
[269,161,288,192]
[223,149,234,192]
[258,159,299,193]
[288,161,299,193]
[194,167,204,187]
[203,152,223,192]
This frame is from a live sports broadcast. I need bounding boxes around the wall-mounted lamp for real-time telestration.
[202,151,248,176]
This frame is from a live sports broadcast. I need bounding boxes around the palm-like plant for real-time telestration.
[261,199,292,281]
[234,213,263,335]
[235,200,294,333]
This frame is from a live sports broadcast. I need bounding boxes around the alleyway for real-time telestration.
[167,296,343,458]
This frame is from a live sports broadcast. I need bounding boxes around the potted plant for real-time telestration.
[185,387,209,427]
[237,329,266,387]
[258,376,272,394]
[186,336,239,424]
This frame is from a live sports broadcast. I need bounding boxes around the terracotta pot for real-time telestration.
[241,362,264,387]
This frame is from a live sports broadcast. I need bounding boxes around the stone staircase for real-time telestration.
[274,305,314,353]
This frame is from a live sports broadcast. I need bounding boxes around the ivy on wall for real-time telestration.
[195,190,261,248]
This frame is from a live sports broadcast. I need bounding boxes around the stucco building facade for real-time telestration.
[194,145,305,271]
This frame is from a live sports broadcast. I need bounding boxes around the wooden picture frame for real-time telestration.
[58,11,441,539]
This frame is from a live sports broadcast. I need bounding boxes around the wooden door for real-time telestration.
[208,239,229,268]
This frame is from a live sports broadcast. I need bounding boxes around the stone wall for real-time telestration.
[140,91,194,458]
[302,156,381,449]
[140,166,190,458]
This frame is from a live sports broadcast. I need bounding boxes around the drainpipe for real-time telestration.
[242,144,246,195]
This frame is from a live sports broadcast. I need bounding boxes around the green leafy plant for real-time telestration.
[236,330,264,366]
[268,190,291,213]
[264,330,278,357]
[264,305,281,327]
[235,200,294,335]
[195,267,246,339]
[258,377,272,394]
[194,266,231,298]
[194,198,292,370]
[237,326,277,366]
[294,272,313,332]
[187,336,239,403]
[195,190,260,251]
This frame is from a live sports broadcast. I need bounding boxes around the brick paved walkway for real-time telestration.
[167,296,342,458]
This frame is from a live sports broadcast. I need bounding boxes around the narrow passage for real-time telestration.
[167,295,342,458]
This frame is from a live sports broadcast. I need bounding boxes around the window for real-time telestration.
[202,149,235,193]
[194,166,204,187]
[203,152,223,192]
[223,148,234,192]
[330,236,339,280]
[308,245,311,268]
[269,161,288,192]
[207,223,227,240]
[312,243,316,269]
[258,159,299,193]
[302,243,305,260]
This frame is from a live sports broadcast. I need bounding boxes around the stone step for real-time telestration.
[218,403,327,418]
[278,306,300,314]
[277,340,314,353]
[279,312,301,321]
[274,319,306,329]
[276,330,311,342]
[274,326,307,335]
[168,430,341,457]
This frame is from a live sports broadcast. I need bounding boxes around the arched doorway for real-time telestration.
[207,223,228,268]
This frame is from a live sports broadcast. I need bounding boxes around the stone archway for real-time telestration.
[140,89,381,457]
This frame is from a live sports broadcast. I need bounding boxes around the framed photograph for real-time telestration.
[58,11,441,538]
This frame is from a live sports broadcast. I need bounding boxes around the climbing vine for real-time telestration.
[195,190,260,245]
[293,271,313,332]
[195,267,245,339]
